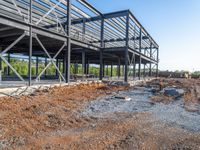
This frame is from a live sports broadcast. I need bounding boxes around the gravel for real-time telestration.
[82,86,200,132]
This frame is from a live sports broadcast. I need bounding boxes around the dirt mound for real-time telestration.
[0,82,128,149]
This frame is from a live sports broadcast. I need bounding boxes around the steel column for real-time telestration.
[73,63,76,74]
[65,0,71,83]
[82,50,85,78]
[28,0,32,86]
[124,12,129,82]
[106,65,109,76]
[99,17,104,80]
[75,63,78,74]
[143,64,146,77]
[111,62,113,77]
[103,62,105,77]
[149,43,152,76]
[133,54,136,79]
[138,28,142,80]
[63,58,65,74]
[156,48,159,77]
[84,56,87,74]
[86,61,89,75]
[118,58,121,78]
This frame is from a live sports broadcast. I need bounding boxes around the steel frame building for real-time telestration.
[0,0,159,86]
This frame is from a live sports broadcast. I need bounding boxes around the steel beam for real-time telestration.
[71,10,128,25]
[77,0,102,16]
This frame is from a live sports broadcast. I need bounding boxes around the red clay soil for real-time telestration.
[0,81,200,150]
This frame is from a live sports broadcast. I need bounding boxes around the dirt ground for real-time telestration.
[149,78,200,110]
[0,79,200,150]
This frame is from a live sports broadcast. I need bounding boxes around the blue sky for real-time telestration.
[87,0,200,71]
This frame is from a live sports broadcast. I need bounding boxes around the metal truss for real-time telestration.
[34,35,66,82]
[0,0,159,84]
[0,32,26,81]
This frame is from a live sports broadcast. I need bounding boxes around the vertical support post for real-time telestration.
[133,54,136,79]
[122,65,125,76]
[143,64,146,77]
[124,12,129,82]
[73,63,76,74]
[84,55,87,74]
[106,65,108,76]
[138,28,142,80]
[99,17,104,80]
[149,43,152,77]
[87,61,89,75]
[111,62,113,77]
[75,62,78,74]
[82,19,86,76]
[65,0,71,83]
[118,58,121,78]
[103,62,105,77]
[36,57,39,77]
[82,50,85,79]
[7,53,10,76]
[156,47,159,77]
[28,0,32,86]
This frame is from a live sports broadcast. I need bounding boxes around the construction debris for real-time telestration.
[114,95,131,101]
[149,78,200,108]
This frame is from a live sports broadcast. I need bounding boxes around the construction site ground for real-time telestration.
[0,78,200,150]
